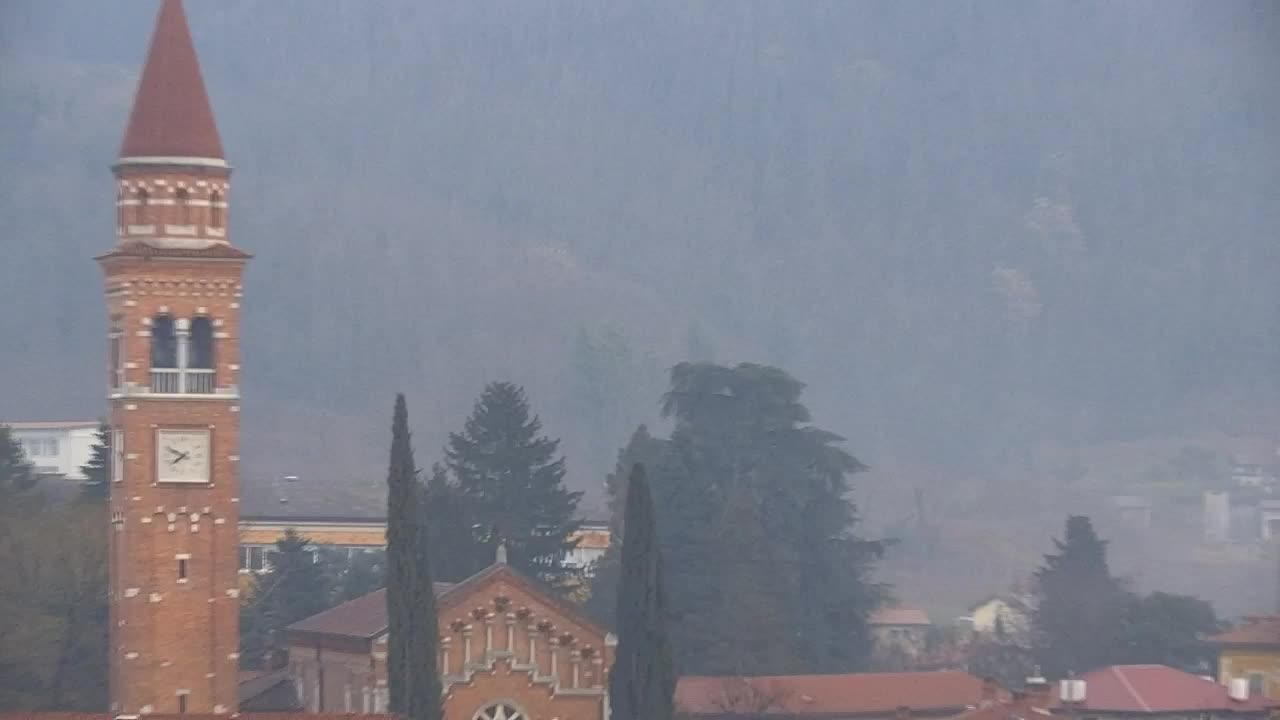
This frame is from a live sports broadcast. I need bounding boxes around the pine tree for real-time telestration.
[0,425,35,495]
[386,394,416,715]
[1033,515,1130,677]
[609,464,675,720]
[79,421,110,500]
[422,463,482,583]
[446,382,583,586]
[653,362,884,674]
[239,529,334,669]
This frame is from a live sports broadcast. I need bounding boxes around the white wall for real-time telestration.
[7,423,99,480]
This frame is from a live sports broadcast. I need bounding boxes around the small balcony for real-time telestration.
[150,368,216,394]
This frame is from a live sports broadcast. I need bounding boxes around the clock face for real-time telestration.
[156,428,211,484]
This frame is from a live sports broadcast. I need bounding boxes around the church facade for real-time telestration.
[285,558,614,720]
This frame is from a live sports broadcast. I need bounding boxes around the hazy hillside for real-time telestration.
[1,0,1277,545]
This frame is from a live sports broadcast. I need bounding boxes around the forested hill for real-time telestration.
[1,1,1277,501]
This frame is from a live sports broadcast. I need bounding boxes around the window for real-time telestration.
[176,188,191,224]
[177,692,188,714]
[190,317,214,369]
[1249,673,1265,694]
[110,328,125,389]
[177,558,189,580]
[134,188,149,224]
[116,189,125,228]
[151,315,178,369]
[473,702,526,720]
[209,191,223,228]
[111,429,124,484]
[45,438,59,456]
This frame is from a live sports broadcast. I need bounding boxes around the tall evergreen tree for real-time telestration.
[0,425,35,495]
[422,463,484,583]
[384,394,442,720]
[586,426,669,624]
[654,362,884,674]
[239,529,334,669]
[79,421,110,500]
[610,464,675,720]
[386,394,416,715]
[445,382,582,586]
[1033,515,1130,677]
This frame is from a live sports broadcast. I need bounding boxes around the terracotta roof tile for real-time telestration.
[675,671,994,716]
[871,606,931,626]
[1051,665,1275,714]
[287,585,449,639]
[1209,615,1280,647]
[119,0,224,159]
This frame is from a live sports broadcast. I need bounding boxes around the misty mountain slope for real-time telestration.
[1,1,1278,504]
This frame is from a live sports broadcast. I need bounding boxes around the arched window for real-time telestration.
[151,314,177,369]
[190,316,214,369]
[134,188,149,225]
[209,191,223,228]
[472,703,526,720]
[176,187,191,224]
[116,189,125,229]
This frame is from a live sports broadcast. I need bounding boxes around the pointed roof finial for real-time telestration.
[495,541,508,565]
[119,0,225,161]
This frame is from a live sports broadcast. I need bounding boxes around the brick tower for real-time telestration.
[100,1,249,713]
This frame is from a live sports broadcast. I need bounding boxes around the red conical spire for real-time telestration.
[119,0,224,160]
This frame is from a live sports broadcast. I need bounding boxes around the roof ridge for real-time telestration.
[1111,666,1152,712]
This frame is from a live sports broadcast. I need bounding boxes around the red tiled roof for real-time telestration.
[1052,665,1275,714]
[287,584,451,639]
[96,240,251,261]
[119,0,224,159]
[675,671,994,717]
[0,715,393,720]
[870,607,931,626]
[1209,615,1280,647]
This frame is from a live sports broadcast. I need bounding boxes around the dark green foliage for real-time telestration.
[0,426,35,495]
[0,500,107,710]
[596,363,884,675]
[79,421,110,501]
[587,425,669,624]
[383,394,442,720]
[386,393,415,714]
[445,382,583,587]
[323,547,387,603]
[1033,516,1129,676]
[610,464,675,720]
[239,529,335,670]
[1116,592,1222,674]
[422,463,481,583]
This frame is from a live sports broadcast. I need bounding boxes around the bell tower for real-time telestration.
[100,1,249,713]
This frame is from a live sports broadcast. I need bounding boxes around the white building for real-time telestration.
[3,420,100,480]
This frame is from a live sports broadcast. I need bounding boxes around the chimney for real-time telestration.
[1228,678,1250,702]
[981,676,999,706]
[1024,671,1052,709]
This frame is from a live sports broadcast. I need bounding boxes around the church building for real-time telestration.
[284,553,614,720]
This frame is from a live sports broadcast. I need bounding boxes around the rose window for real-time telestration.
[473,702,526,720]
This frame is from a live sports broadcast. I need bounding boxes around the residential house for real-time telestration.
[870,606,932,659]
[1210,616,1280,701]
[2,420,99,480]
[676,671,1004,720]
[1048,665,1273,720]
[966,593,1034,641]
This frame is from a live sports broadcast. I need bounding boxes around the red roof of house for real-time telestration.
[675,671,996,717]
[1209,615,1280,647]
[870,607,931,626]
[1052,665,1274,714]
[119,0,224,159]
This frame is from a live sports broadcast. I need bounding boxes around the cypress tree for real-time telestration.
[385,394,416,716]
[609,463,675,720]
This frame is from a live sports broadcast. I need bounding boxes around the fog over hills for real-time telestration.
[2,1,1278,610]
